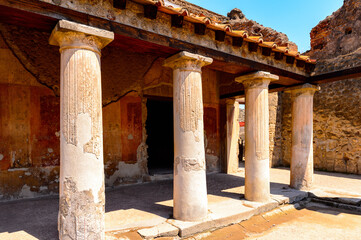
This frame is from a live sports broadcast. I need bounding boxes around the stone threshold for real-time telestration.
[110,186,361,239]
[109,188,309,239]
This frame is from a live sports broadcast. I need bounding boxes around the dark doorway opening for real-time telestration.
[146,98,174,175]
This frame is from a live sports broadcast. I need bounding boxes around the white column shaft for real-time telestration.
[50,20,113,240]
[164,51,212,221]
[226,99,240,174]
[244,81,270,202]
[289,84,319,190]
[236,72,278,202]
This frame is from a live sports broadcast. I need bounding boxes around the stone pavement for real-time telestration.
[0,167,360,239]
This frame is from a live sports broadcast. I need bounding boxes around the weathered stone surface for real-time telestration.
[227,8,298,51]
[273,0,361,175]
[308,0,361,175]
[286,84,320,190]
[236,72,279,202]
[137,222,179,239]
[307,0,361,73]
[308,0,361,60]
[167,1,300,51]
[238,92,281,168]
[226,99,240,174]
[51,21,113,239]
[313,79,361,174]
[269,92,282,167]
[164,51,212,222]
[277,78,361,175]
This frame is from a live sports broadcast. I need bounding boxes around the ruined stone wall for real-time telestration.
[277,79,361,175]
[277,92,291,168]
[274,0,361,174]
[313,80,361,173]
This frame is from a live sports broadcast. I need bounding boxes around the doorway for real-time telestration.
[146,98,174,175]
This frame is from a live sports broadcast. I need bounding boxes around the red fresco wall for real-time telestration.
[120,96,142,163]
[0,34,221,199]
[0,84,60,170]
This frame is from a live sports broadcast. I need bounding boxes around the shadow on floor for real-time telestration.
[314,169,361,180]
[1,171,359,240]
[0,196,59,239]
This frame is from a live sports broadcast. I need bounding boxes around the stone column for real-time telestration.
[49,20,114,240]
[236,72,278,202]
[286,84,320,190]
[164,51,212,221]
[226,99,240,174]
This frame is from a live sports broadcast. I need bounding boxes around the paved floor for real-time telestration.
[0,167,360,240]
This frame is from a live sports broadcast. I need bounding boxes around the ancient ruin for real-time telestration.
[0,0,360,239]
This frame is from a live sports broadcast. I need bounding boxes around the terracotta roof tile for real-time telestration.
[187,16,212,24]
[132,0,316,66]
[208,23,232,32]
[260,42,278,49]
[273,46,289,53]
[171,7,189,16]
[135,0,164,6]
[245,36,263,43]
[228,30,248,38]
[286,50,300,57]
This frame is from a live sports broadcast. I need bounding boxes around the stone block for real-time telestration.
[137,222,179,239]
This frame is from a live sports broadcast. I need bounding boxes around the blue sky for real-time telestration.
[187,0,343,53]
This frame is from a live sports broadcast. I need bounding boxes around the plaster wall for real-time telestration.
[0,35,222,200]
[0,36,60,200]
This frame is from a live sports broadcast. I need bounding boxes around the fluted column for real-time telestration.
[286,84,320,190]
[226,99,240,174]
[236,72,278,202]
[49,20,114,240]
[164,51,212,221]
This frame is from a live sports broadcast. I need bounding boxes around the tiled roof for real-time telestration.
[129,0,315,67]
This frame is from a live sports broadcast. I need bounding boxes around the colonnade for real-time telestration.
[50,20,318,239]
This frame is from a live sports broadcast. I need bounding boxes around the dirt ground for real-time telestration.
[189,203,361,240]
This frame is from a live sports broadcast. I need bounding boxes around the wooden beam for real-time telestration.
[220,84,286,99]
[215,30,226,42]
[232,37,243,47]
[171,15,183,28]
[308,65,361,84]
[194,23,206,35]
[144,4,158,19]
[113,0,127,10]
[220,65,361,99]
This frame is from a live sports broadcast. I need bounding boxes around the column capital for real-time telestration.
[285,83,320,96]
[235,71,279,89]
[49,20,114,54]
[163,51,213,71]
